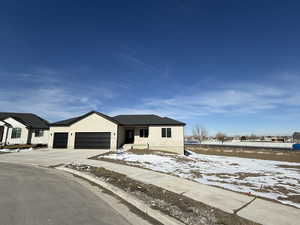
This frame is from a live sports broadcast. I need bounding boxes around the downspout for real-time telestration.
[4,126,9,146]
[27,127,33,145]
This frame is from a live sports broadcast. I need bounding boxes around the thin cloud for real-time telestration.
[0,87,100,121]
[110,78,300,120]
[0,68,124,122]
[117,53,157,72]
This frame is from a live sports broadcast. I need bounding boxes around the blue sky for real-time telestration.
[0,0,300,135]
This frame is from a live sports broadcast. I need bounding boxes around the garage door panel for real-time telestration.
[53,133,68,148]
[75,132,110,149]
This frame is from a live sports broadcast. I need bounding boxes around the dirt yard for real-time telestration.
[67,164,259,225]
[185,145,300,163]
[96,149,300,209]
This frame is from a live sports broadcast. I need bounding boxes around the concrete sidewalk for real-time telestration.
[80,158,300,225]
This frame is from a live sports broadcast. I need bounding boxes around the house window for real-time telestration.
[11,128,21,139]
[139,128,149,138]
[162,128,171,138]
[35,129,44,137]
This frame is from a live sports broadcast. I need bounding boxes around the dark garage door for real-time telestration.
[53,132,68,148]
[75,132,111,149]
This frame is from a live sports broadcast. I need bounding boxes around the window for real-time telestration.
[35,129,44,137]
[162,128,171,138]
[139,128,149,138]
[11,128,21,139]
[167,128,171,138]
[162,128,166,137]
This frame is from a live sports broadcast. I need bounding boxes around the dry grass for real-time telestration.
[0,144,33,149]
[186,145,300,163]
[128,148,178,155]
[278,195,300,203]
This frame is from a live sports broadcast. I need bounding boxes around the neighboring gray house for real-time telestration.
[49,111,185,154]
[0,113,49,146]
[293,132,300,143]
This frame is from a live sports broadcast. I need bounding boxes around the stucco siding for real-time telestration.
[49,113,118,150]
[4,118,29,145]
[149,125,184,154]
[31,130,49,145]
[48,126,70,148]
[119,125,185,154]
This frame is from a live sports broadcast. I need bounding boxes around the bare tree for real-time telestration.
[193,125,208,143]
[216,132,226,144]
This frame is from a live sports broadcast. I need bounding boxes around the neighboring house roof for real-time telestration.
[113,114,186,126]
[50,111,185,126]
[50,111,120,126]
[0,120,12,127]
[0,112,49,129]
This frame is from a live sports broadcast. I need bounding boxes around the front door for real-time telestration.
[0,126,4,142]
[125,129,134,144]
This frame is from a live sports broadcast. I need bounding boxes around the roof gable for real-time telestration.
[51,111,120,126]
[0,112,49,129]
[3,116,28,127]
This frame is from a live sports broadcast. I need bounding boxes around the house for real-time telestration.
[0,112,49,146]
[293,132,300,143]
[49,111,185,154]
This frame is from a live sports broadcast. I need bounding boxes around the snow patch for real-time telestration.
[0,148,33,153]
[100,151,300,208]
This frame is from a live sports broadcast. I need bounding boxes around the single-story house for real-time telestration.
[293,132,300,143]
[49,111,185,154]
[0,112,49,146]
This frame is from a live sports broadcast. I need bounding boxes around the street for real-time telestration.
[0,162,136,225]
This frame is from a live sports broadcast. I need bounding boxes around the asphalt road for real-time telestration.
[0,163,133,225]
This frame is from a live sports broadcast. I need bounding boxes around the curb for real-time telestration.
[57,167,185,225]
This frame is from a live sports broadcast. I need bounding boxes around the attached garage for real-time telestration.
[74,132,111,149]
[53,132,68,148]
[48,111,119,150]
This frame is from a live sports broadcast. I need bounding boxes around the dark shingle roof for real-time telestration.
[50,116,80,126]
[51,111,120,126]
[113,114,185,126]
[51,111,185,126]
[0,112,49,129]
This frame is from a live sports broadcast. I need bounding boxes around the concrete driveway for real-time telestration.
[0,149,106,166]
[0,162,134,225]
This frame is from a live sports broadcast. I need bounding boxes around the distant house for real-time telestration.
[293,132,300,143]
[0,113,49,146]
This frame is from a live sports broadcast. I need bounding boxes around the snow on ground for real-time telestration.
[197,141,293,148]
[0,148,33,153]
[100,151,300,208]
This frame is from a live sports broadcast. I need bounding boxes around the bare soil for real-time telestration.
[276,165,300,172]
[186,145,300,163]
[66,164,260,225]
[278,195,300,203]
[0,144,46,150]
